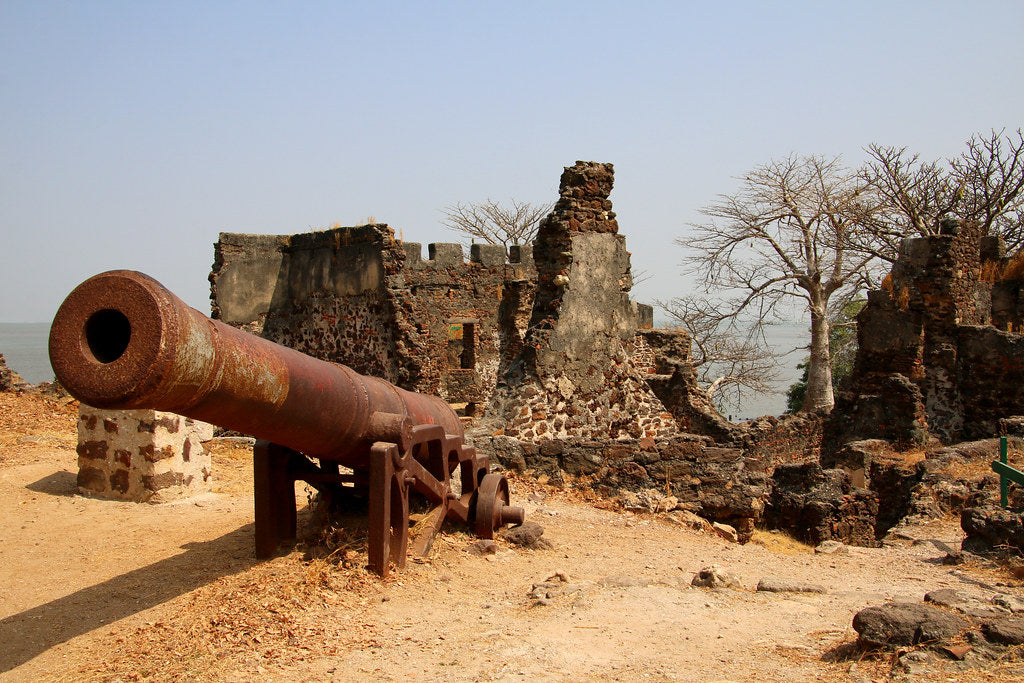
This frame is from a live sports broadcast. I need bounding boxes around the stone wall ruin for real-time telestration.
[792,219,1024,553]
[207,160,1024,547]
[205,160,825,541]
[468,162,824,540]
[211,225,537,413]
[828,219,1024,450]
[481,161,680,442]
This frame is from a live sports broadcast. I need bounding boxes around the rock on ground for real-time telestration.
[691,565,742,589]
[853,602,970,648]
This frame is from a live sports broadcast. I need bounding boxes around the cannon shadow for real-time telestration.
[0,523,258,674]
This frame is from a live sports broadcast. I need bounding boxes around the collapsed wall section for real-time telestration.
[829,219,1024,447]
[482,161,679,442]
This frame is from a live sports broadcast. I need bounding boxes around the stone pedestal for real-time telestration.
[76,406,213,502]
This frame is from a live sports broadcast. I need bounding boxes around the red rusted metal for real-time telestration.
[49,270,524,575]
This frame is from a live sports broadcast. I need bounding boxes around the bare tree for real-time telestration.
[861,128,1024,257]
[441,198,553,248]
[659,296,780,413]
[953,129,1024,250]
[680,155,881,412]
[856,144,960,262]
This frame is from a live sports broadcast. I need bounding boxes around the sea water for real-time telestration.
[727,321,807,420]
[0,322,53,384]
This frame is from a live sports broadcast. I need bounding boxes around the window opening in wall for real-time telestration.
[461,322,475,369]
[447,321,476,370]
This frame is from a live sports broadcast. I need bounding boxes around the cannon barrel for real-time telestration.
[48,270,462,462]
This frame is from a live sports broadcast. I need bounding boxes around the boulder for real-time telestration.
[691,565,742,589]
[962,505,1024,555]
[853,602,969,648]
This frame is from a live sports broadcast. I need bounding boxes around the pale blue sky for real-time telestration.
[2,1,1022,322]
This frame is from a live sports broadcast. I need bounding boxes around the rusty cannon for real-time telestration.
[49,270,524,576]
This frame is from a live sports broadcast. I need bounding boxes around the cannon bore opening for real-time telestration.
[85,309,132,364]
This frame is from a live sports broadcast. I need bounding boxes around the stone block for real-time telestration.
[403,241,423,266]
[635,302,654,329]
[981,235,1006,261]
[470,243,507,268]
[427,242,464,266]
[509,244,533,264]
[899,237,931,265]
[76,405,213,503]
[821,439,889,487]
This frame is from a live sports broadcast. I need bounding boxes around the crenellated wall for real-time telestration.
[210,224,538,409]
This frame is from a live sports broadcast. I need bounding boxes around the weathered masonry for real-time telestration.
[206,161,818,539]
[210,226,538,415]
[482,161,680,442]
[828,219,1024,449]
[76,406,213,502]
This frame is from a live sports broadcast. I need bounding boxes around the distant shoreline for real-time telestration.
[0,322,52,384]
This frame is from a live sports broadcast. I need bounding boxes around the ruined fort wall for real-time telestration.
[739,413,823,468]
[477,432,768,541]
[957,326,1024,438]
[211,226,403,381]
[391,242,536,404]
[209,233,290,333]
[210,224,537,408]
[264,228,403,382]
[829,220,1024,448]
[483,162,678,442]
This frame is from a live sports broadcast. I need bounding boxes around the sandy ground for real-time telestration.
[1,390,1022,682]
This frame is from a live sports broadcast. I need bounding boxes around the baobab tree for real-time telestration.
[676,154,881,412]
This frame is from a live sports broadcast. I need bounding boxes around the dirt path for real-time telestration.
[1,392,1020,681]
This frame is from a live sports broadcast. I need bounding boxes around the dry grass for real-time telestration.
[941,456,1003,480]
[0,390,78,437]
[0,391,78,464]
[62,553,383,682]
[205,439,255,496]
[874,440,1009,478]
[750,528,815,555]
